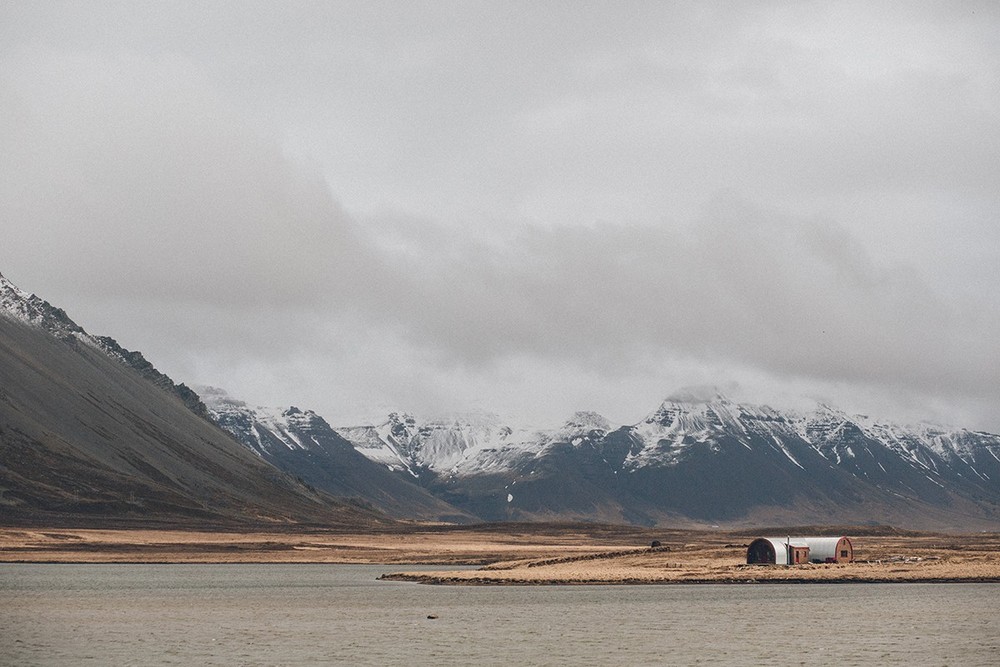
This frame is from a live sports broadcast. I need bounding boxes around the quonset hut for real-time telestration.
[746,537,854,565]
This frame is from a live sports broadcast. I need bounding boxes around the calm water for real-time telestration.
[1,564,997,666]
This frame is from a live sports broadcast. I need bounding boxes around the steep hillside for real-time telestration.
[0,272,385,529]
[202,388,474,522]
[6,269,997,531]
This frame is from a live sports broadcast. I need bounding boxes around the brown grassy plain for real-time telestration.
[2,524,998,584]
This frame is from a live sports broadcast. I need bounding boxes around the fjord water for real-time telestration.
[2,564,997,666]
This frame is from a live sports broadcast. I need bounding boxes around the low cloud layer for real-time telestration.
[2,3,998,429]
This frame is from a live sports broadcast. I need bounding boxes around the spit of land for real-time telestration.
[1,524,998,585]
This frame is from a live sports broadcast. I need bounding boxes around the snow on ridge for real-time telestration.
[0,272,84,339]
[203,388,327,454]
[1,273,184,370]
[784,403,1000,478]
[0,272,40,323]
[627,393,794,468]
[412,413,541,473]
[771,434,805,469]
[799,403,999,469]
[621,394,1000,477]
[559,411,614,437]
[203,382,1000,481]
[337,424,415,473]
[336,411,557,475]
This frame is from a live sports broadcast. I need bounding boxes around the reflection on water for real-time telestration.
[2,564,998,665]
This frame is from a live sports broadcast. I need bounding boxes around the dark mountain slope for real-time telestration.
[0,274,385,528]
[338,397,1000,530]
[203,389,474,522]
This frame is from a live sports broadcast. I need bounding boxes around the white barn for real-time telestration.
[746,536,854,565]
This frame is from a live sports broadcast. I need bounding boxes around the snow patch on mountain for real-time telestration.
[1,271,88,342]
[625,397,748,468]
[561,411,612,435]
[201,387,330,456]
[337,411,552,476]
[3,272,209,416]
[339,391,1000,491]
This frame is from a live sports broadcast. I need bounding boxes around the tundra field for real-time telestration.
[2,524,998,584]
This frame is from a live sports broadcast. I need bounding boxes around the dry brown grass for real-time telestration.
[385,531,1000,584]
[0,526,640,565]
[2,526,998,584]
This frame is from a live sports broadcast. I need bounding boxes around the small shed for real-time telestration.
[746,536,854,565]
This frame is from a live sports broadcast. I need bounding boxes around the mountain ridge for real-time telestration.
[200,387,475,522]
[4,270,998,530]
[330,393,1000,529]
[0,271,386,528]
[0,272,209,418]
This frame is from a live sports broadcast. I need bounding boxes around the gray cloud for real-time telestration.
[1,46,374,305]
[367,196,997,394]
[1,2,998,430]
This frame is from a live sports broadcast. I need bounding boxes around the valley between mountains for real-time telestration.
[2,270,999,532]
[203,387,1000,530]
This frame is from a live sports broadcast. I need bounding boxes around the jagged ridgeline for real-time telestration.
[205,388,1000,530]
[0,272,386,528]
[3,270,1000,530]
[201,388,475,522]
[325,398,1000,529]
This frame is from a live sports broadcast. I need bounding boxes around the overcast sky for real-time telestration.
[2,2,999,430]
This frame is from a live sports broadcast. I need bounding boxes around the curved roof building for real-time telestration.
[746,536,854,564]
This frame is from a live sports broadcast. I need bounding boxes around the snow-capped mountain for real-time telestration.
[202,388,474,522]
[337,412,546,477]
[0,271,381,527]
[0,272,208,416]
[335,392,1000,528]
[1,272,86,338]
[5,270,998,529]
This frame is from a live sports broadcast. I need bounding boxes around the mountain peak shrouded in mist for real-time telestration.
[327,394,1000,529]
[5,2,1000,441]
[199,387,474,521]
[562,411,613,435]
[196,385,248,409]
[5,269,1000,529]
[663,386,730,405]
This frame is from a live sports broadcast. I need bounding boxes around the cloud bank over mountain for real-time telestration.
[2,2,998,428]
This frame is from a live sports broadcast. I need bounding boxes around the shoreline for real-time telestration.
[3,526,999,585]
[377,572,1000,585]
